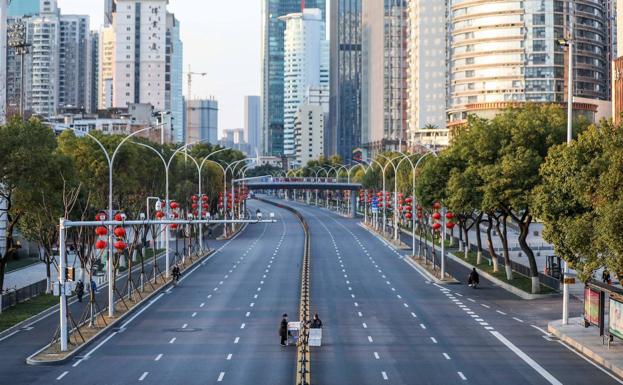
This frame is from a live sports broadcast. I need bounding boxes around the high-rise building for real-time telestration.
[260,0,326,157]
[186,99,219,145]
[111,0,182,143]
[1,0,9,124]
[88,31,99,113]
[294,103,325,165]
[98,26,114,109]
[280,8,329,158]
[244,95,261,156]
[361,0,408,155]
[406,0,448,150]
[448,0,612,125]
[167,14,184,143]
[28,5,60,116]
[58,15,90,111]
[104,0,115,26]
[329,0,361,162]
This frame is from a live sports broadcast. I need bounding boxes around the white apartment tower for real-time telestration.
[406,0,448,150]
[280,8,329,157]
[58,14,90,111]
[98,26,115,109]
[29,1,60,116]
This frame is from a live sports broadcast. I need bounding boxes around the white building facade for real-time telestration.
[280,8,329,157]
[294,103,325,165]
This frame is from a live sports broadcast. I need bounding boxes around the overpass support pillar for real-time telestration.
[349,190,356,218]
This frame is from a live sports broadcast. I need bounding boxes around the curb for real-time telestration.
[548,319,623,380]
[26,249,217,366]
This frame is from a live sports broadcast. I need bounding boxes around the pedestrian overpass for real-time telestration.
[242,177,362,218]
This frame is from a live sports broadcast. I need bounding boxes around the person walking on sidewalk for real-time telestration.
[75,280,84,302]
[603,269,612,285]
[279,314,288,346]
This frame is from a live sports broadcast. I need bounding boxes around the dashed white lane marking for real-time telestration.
[497,310,507,315]
[241,323,246,329]
[354,302,359,307]
[458,372,467,381]
[217,372,226,382]
[155,354,163,361]
[368,336,374,343]
[358,312,363,317]
[362,323,368,328]
[481,304,490,308]
[430,337,438,344]
[420,324,427,329]
[207,294,212,299]
[169,337,176,344]
[443,353,451,360]
[56,371,69,381]
[254,294,258,298]
[139,372,149,381]
[182,323,188,329]
[411,312,417,318]
[227,353,233,360]
[191,312,197,317]
[396,294,402,299]
[403,303,409,308]
[455,293,463,297]
[382,371,388,380]
[200,303,205,307]
[374,352,380,359]
[513,317,524,323]
[490,331,562,385]
[234,337,240,344]
[250,302,255,307]
[467,298,476,303]
[246,312,251,317]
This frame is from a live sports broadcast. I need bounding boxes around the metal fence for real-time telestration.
[1,279,48,312]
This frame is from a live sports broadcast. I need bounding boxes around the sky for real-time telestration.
[57,0,262,137]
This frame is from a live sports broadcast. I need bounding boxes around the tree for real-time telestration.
[0,118,60,291]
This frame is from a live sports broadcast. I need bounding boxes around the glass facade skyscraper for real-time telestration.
[448,0,611,123]
[261,0,325,157]
[329,0,361,162]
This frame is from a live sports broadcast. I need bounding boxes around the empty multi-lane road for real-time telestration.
[0,197,621,384]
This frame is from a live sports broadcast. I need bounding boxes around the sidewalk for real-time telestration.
[549,317,623,379]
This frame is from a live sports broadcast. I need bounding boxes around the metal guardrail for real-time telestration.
[1,279,48,311]
[258,198,311,385]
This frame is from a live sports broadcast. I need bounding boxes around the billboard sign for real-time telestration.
[584,286,600,326]
[609,297,623,340]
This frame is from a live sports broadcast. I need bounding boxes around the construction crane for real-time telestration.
[185,66,207,146]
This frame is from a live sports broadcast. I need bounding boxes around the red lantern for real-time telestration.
[192,203,198,209]
[417,212,423,219]
[114,213,124,222]
[191,195,198,202]
[202,203,209,209]
[114,240,127,251]
[405,212,413,219]
[172,212,179,219]
[446,212,454,220]
[433,202,442,210]
[432,212,442,220]
[446,222,456,229]
[405,197,413,204]
[170,201,179,209]
[170,224,178,229]
[113,226,126,237]
[96,212,107,221]
[202,195,209,202]
[405,205,412,212]
[432,223,442,231]
[95,240,107,250]
[155,210,165,219]
[95,226,108,236]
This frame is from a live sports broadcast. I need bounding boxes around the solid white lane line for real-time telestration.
[458,372,467,381]
[120,293,165,329]
[0,330,20,343]
[382,371,388,380]
[513,317,524,323]
[84,331,118,358]
[234,337,240,344]
[374,352,380,359]
[72,359,82,367]
[227,353,233,360]
[169,337,176,344]
[155,354,163,361]
[443,353,451,360]
[139,372,149,381]
[430,337,437,344]
[490,331,562,385]
[368,336,373,343]
[56,371,69,381]
[217,372,225,382]
[496,310,507,315]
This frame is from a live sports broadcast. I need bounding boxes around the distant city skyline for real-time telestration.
[57,0,261,136]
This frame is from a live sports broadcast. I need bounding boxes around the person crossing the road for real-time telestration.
[468,268,480,288]
[279,314,288,346]
[172,264,181,284]
[310,313,322,329]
